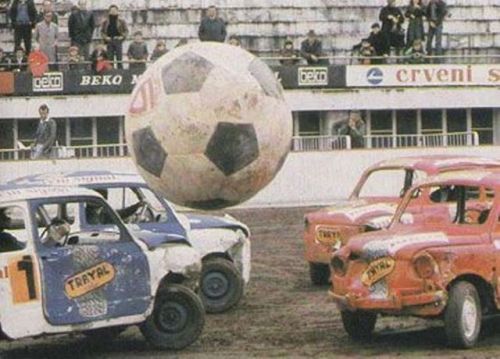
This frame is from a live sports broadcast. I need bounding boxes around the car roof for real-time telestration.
[372,155,500,173]
[415,168,500,188]
[0,184,102,204]
[11,171,146,187]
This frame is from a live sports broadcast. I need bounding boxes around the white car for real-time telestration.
[12,171,251,313]
[0,185,204,349]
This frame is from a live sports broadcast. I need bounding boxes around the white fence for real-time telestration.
[0,132,480,161]
[291,135,351,152]
[364,132,478,149]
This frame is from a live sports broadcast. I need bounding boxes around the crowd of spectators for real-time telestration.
[0,0,450,75]
[354,0,448,64]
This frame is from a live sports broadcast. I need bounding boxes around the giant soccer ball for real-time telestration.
[125,42,292,210]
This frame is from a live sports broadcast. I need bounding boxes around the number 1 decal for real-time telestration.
[8,255,39,304]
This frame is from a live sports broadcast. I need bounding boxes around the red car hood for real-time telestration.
[306,198,400,227]
[342,226,481,260]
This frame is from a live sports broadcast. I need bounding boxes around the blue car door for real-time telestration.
[32,198,152,326]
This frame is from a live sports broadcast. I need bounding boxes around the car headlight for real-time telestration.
[331,255,347,277]
[413,253,438,279]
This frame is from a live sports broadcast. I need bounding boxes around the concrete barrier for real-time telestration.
[1,146,500,208]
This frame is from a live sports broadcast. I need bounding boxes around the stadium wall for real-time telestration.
[2,146,500,208]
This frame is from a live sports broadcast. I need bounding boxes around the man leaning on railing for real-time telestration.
[31,104,56,159]
[337,112,366,149]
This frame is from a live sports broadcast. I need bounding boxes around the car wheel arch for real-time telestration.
[446,274,496,314]
[202,251,233,263]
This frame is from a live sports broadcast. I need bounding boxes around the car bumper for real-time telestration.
[329,289,447,315]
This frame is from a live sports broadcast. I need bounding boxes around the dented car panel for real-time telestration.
[331,169,500,327]
[304,156,500,279]
[0,185,203,343]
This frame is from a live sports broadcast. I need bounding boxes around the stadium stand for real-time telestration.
[0,0,499,64]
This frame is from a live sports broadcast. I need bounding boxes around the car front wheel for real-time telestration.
[309,262,330,285]
[140,284,205,350]
[200,257,244,313]
[444,281,481,349]
[341,310,377,341]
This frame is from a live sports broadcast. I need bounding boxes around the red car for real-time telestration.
[304,156,500,285]
[330,169,500,348]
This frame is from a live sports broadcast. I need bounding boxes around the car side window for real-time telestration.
[37,199,123,247]
[0,206,27,252]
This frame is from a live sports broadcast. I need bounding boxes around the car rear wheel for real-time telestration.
[309,262,330,285]
[200,258,244,313]
[444,281,481,349]
[341,310,377,341]
[140,284,205,350]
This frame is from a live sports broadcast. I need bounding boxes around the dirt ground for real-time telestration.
[3,206,500,358]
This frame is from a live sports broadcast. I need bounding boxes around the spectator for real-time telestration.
[405,39,426,64]
[358,39,375,65]
[101,5,128,69]
[90,42,111,73]
[150,39,167,62]
[36,0,58,24]
[127,31,148,72]
[34,11,58,70]
[300,30,325,65]
[68,45,85,70]
[9,0,37,55]
[68,0,95,60]
[280,39,300,66]
[198,5,226,42]
[379,0,405,56]
[426,0,448,57]
[338,112,366,149]
[228,35,240,47]
[10,46,28,72]
[367,23,390,62]
[31,104,56,160]
[0,48,11,71]
[405,0,425,48]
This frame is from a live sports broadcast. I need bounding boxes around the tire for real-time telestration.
[444,281,482,349]
[200,258,244,314]
[309,262,330,285]
[83,326,126,344]
[341,310,377,341]
[140,284,205,350]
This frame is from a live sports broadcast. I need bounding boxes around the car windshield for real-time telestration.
[356,168,427,198]
[395,184,494,227]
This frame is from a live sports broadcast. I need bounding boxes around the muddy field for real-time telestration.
[3,207,500,358]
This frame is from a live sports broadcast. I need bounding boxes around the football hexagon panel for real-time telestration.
[132,127,167,178]
[204,122,260,176]
[161,51,215,95]
[248,58,283,100]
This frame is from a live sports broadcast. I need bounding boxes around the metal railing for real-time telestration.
[0,143,128,161]
[292,135,351,151]
[364,132,478,149]
[0,132,481,161]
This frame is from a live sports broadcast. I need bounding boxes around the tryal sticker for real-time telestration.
[361,257,395,287]
[64,262,115,299]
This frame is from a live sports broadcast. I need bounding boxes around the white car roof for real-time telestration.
[0,185,103,204]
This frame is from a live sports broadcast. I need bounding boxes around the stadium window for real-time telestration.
[421,109,443,135]
[54,118,67,146]
[471,109,493,145]
[70,117,93,147]
[369,110,393,148]
[446,109,467,133]
[0,119,14,149]
[97,117,120,144]
[297,111,321,136]
[17,119,38,147]
[396,110,417,147]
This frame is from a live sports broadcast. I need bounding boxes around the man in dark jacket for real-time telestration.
[9,0,37,55]
[31,104,56,159]
[300,30,325,65]
[426,0,448,56]
[198,6,226,42]
[100,4,128,69]
[367,23,390,63]
[68,0,94,60]
[379,0,405,56]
